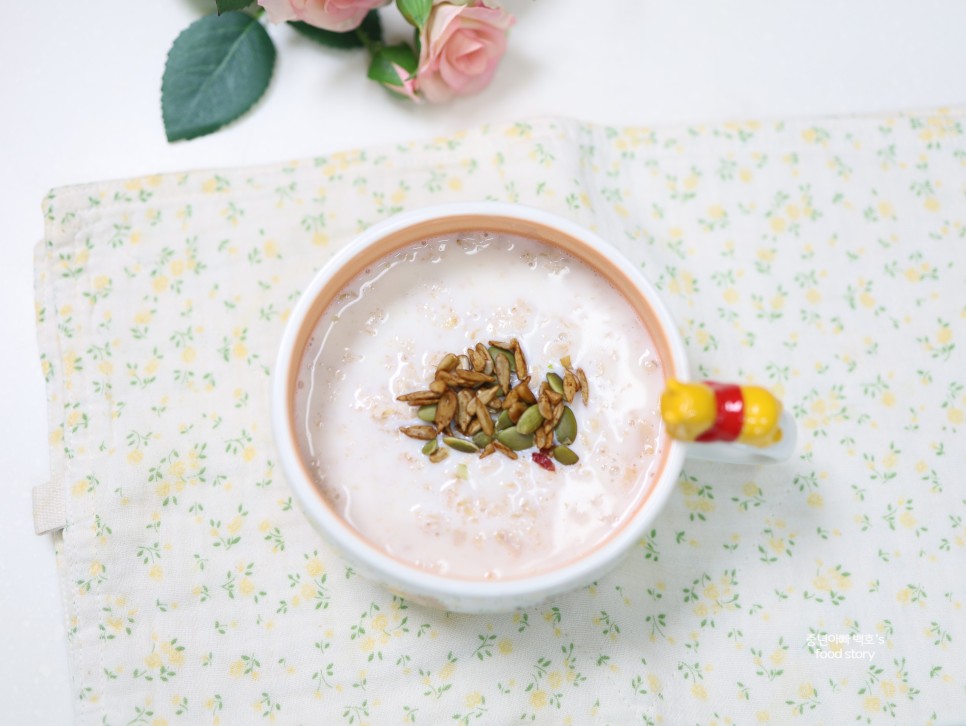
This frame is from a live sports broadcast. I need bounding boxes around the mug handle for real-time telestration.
[660,379,797,465]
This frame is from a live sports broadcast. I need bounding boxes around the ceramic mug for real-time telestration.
[272,202,795,613]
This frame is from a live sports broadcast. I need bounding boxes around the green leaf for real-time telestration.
[215,0,254,14]
[367,42,417,86]
[162,12,276,142]
[288,10,383,49]
[397,0,432,28]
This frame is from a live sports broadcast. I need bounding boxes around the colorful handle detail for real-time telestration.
[660,379,785,449]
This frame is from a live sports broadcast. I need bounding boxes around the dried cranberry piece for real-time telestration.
[532,452,556,472]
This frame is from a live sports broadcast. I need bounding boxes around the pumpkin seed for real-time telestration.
[429,448,449,463]
[515,404,545,435]
[443,436,479,454]
[552,445,579,465]
[417,404,437,423]
[497,427,534,451]
[495,410,513,431]
[555,406,577,445]
[473,431,494,449]
[547,372,565,394]
[421,438,438,455]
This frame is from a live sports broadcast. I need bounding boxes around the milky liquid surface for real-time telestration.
[295,232,665,580]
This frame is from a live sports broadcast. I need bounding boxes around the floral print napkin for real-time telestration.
[35,110,965,724]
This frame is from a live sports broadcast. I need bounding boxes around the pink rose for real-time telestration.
[416,1,515,103]
[259,0,389,33]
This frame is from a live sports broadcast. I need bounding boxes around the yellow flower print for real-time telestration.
[145,652,162,669]
[229,659,245,678]
[305,557,324,578]
[923,197,940,212]
[769,217,786,234]
[263,240,280,258]
[498,638,513,654]
[152,275,169,293]
[936,323,952,344]
[149,564,163,581]
[864,696,881,712]
[439,660,456,680]
[529,690,547,708]
[465,691,482,708]
[370,614,388,632]
[690,682,708,700]
[162,640,185,667]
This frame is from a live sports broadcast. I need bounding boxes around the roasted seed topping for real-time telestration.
[399,340,589,469]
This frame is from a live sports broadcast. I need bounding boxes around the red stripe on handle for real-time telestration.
[695,382,744,442]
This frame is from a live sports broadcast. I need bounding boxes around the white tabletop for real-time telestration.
[3,1,965,721]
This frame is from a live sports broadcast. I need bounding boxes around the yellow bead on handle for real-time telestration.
[660,379,784,449]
